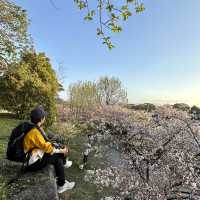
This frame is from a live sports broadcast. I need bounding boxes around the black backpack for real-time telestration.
[6,122,35,162]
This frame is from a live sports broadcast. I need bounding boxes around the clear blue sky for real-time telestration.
[14,0,200,106]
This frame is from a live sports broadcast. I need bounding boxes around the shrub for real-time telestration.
[68,81,100,121]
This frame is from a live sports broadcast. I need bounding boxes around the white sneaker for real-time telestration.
[79,164,84,170]
[57,180,75,193]
[64,160,72,168]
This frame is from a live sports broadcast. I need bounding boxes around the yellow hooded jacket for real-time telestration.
[23,127,54,164]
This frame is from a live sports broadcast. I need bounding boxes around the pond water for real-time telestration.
[92,141,130,170]
[59,134,131,200]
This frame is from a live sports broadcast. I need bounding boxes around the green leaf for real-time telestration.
[102,36,114,50]
[121,11,132,20]
[78,1,86,9]
[97,28,103,36]
[111,25,122,32]
[111,13,119,20]
[106,4,114,12]
[135,3,145,13]
[84,10,95,21]
[90,10,95,16]
[121,5,128,11]
[127,0,136,3]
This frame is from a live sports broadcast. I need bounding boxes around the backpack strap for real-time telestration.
[35,125,49,142]
[22,147,38,171]
[22,125,50,168]
[21,127,47,167]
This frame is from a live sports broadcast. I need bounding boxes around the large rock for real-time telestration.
[0,159,58,200]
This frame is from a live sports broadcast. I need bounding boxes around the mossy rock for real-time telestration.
[0,159,58,200]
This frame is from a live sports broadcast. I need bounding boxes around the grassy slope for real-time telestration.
[0,118,20,157]
[0,118,21,199]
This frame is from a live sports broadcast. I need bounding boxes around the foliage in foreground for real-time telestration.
[74,0,145,49]
[0,0,145,74]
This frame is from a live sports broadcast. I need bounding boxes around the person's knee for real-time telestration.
[45,153,64,167]
[53,156,64,166]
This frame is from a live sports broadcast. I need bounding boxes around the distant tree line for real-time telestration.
[125,103,156,112]
[172,103,200,120]
[124,102,200,120]
[190,105,200,120]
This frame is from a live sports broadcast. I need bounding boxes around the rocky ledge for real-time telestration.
[1,159,58,200]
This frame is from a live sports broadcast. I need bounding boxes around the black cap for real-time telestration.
[30,106,48,124]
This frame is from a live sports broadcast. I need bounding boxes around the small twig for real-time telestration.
[98,0,103,32]
[85,0,90,13]
[49,0,59,10]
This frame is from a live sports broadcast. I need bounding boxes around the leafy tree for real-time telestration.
[0,51,59,126]
[190,105,200,120]
[0,0,30,74]
[191,105,200,114]
[74,0,145,49]
[68,81,100,119]
[97,76,127,105]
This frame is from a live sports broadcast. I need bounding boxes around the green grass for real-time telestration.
[0,118,20,157]
[0,118,20,138]
[0,118,21,200]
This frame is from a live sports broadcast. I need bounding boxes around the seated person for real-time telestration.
[23,106,75,193]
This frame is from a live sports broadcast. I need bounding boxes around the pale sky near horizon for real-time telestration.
[13,0,200,106]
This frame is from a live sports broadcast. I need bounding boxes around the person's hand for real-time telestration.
[60,147,69,156]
